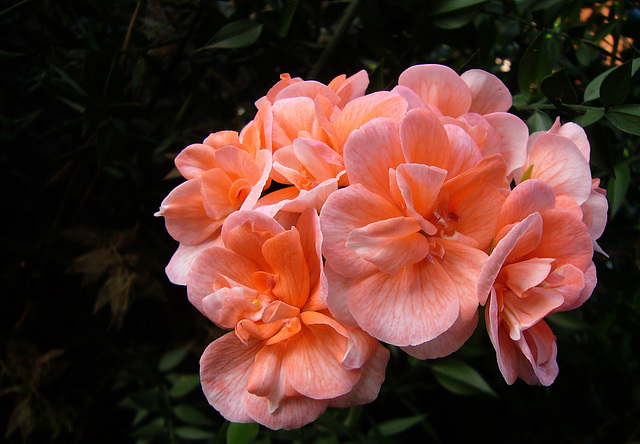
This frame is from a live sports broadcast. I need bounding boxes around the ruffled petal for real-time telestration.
[461,69,512,114]
[398,64,472,117]
[199,333,262,423]
[347,260,459,346]
[321,184,403,278]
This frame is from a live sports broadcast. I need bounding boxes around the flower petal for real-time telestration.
[398,64,472,117]
[461,69,512,114]
[200,333,262,423]
[347,260,459,346]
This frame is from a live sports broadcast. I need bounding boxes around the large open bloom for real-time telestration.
[250,72,408,215]
[477,179,596,385]
[392,64,529,178]
[155,131,272,284]
[188,209,389,430]
[519,118,608,254]
[321,108,509,358]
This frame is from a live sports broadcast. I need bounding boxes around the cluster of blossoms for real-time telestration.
[156,64,607,429]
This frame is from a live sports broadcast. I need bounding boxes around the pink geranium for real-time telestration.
[188,209,389,430]
[393,64,529,177]
[320,108,509,358]
[155,131,272,285]
[477,179,596,385]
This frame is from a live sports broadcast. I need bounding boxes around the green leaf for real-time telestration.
[574,107,605,127]
[547,312,590,330]
[541,68,577,104]
[377,415,426,437]
[158,345,190,372]
[526,109,553,133]
[131,418,165,439]
[521,164,534,182]
[226,422,259,444]
[600,59,633,108]
[168,374,201,398]
[175,426,215,440]
[518,32,552,101]
[607,163,631,217]
[200,20,263,49]
[583,58,640,103]
[431,358,497,397]
[605,105,640,135]
[174,405,215,427]
[280,0,299,37]
[430,0,488,15]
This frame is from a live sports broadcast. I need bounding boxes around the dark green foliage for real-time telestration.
[2,0,640,443]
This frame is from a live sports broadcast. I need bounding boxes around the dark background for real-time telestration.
[2,0,640,442]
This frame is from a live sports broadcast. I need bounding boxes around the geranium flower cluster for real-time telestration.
[156,64,607,429]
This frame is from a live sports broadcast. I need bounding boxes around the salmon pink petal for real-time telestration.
[187,247,261,312]
[340,325,381,369]
[401,308,478,359]
[395,163,447,229]
[201,286,262,328]
[346,217,430,274]
[200,169,235,219]
[343,118,405,200]
[158,179,224,245]
[390,85,429,110]
[546,263,587,312]
[165,236,220,285]
[325,264,359,327]
[402,240,484,358]
[221,210,284,266]
[348,260,459,346]
[502,287,564,340]
[518,321,559,386]
[246,342,285,398]
[292,138,344,183]
[262,228,310,308]
[452,182,505,250]
[530,209,593,270]
[240,149,272,210]
[461,69,512,114]
[442,124,482,178]
[214,146,261,182]
[498,179,556,229]
[271,97,324,149]
[295,209,326,310]
[203,129,241,149]
[243,392,329,430]
[486,291,521,384]
[321,184,403,278]
[566,261,596,310]
[329,343,389,408]
[175,143,218,179]
[549,118,590,162]
[400,108,451,168]
[284,324,360,399]
[329,70,369,107]
[261,300,300,323]
[334,91,408,148]
[443,154,509,207]
[582,182,609,243]
[272,145,307,187]
[483,112,529,177]
[524,133,592,205]
[477,213,543,305]
[398,64,472,117]
[199,333,262,423]
[501,258,555,297]
[299,311,350,358]
[275,80,340,104]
